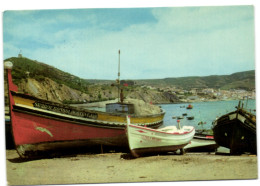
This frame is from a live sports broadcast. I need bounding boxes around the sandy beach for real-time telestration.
[5,149,258,185]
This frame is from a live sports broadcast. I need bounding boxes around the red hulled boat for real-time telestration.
[4,61,165,158]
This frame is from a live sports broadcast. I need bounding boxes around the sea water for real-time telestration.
[159,99,256,130]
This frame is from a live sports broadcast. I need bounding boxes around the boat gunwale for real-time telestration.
[213,109,256,130]
[128,123,195,135]
[12,104,163,129]
[11,91,165,118]
[216,108,255,121]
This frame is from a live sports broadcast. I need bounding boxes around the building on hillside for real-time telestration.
[18,50,23,58]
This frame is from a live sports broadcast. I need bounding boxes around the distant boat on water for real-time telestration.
[212,101,256,155]
[186,104,193,109]
[187,116,194,120]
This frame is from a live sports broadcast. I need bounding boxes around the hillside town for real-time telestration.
[141,85,256,103]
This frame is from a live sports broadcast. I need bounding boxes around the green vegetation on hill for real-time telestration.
[135,71,255,91]
[4,57,255,93]
[4,57,91,94]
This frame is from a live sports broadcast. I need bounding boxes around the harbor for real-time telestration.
[4,97,258,185]
[3,58,257,185]
[2,5,258,185]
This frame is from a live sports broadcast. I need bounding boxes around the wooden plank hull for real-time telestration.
[213,109,256,154]
[126,117,195,157]
[5,116,15,149]
[12,110,128,158]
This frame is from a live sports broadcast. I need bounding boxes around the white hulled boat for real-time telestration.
[126,116,195,157]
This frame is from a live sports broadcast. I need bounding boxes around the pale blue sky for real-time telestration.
[3,6,255,80]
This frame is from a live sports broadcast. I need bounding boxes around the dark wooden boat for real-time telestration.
[5,115,15,149]
[4,61,165,158]
[212,102,256,154]
[187,116,194,120]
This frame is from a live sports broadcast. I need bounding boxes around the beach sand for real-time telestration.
[5,149,258,185]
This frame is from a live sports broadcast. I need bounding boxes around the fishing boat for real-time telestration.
[184,137,218,153]
[187,116,194,120]
[4,59,165,158]
[126,116,195,158]
[212,101,256,154]
[186,104,193,109]
[185,130,218,152]
[194,129,214,140]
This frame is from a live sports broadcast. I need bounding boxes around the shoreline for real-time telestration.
[5,149,258,185]
[156,98,256,105]
[70,98,256,108]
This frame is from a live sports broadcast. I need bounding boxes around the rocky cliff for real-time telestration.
[4,71,178,105]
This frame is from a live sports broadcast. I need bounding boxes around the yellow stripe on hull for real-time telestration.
[97,113,164,124]
[12,93,164,125]
[13,95,35,107]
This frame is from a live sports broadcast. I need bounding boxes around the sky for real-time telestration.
[1,2,260,186]
[3,5,255,80]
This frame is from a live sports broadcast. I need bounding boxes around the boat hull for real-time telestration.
[126,121,195,157]
[12,110,128,158]
[5,116,15,149]
[131,144,187,158]
[213,110,256,154]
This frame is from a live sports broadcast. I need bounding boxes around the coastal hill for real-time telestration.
[4,57,255,104]
[135,70,255,90]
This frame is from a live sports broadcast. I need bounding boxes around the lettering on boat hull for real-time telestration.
[33,101,98,120]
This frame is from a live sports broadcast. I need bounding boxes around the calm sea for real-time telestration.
[159,99,256,130]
